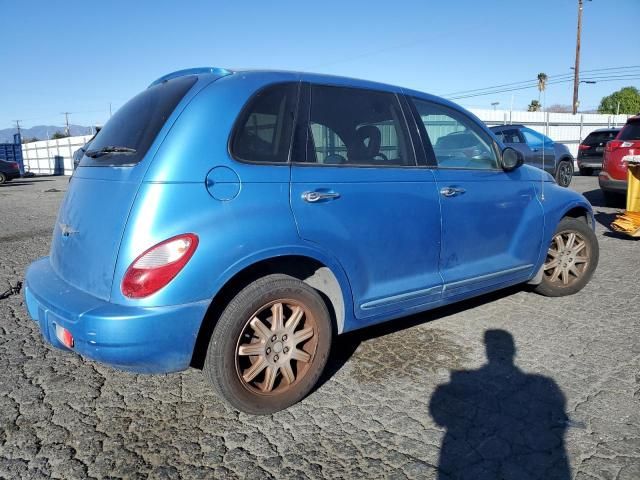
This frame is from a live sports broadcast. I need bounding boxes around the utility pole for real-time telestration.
[572,0,588,115]
[62,112,71,136]
[14,120,21,136]
[109,102,112,117]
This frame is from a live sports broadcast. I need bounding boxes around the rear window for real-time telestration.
[80,76,197,167]
[584,130,619,145]
[619,122,640,141]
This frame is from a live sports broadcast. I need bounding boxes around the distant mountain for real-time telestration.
[0,125,94,144]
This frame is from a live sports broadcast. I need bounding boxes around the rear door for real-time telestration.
[409,98,544,300]
[51,75,202,300]
[290,83,442,323]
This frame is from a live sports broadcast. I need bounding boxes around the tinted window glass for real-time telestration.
[304,85,413,166]
[584,130,618,145]
[619,122,640,141]
[232,83,297,163]
[412,99,498,169]
[496,129,522,144]
[521,128,545,149]
[81,76,197,167]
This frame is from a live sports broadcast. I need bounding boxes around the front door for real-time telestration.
[409,97,544,300]
[290,83,442,324]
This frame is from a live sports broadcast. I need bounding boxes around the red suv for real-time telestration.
[599,115,640,205]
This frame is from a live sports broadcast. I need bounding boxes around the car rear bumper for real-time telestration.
[24,257,209,373]
[4,170,20,180]
[577,159,602,169]
[598,171,628,193]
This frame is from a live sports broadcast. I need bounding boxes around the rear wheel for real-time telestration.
[535,217,598,297]
[579,167,593,177]
[556,160,574,187]
[204,274,332,414]
[0,172,6,185]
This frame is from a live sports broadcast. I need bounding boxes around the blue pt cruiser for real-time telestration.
[25,68,598,414]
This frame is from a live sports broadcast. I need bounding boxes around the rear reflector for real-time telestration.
[55,324,74,348]
[121,233,199,298]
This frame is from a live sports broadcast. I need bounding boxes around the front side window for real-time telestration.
[521,128,547,149]
[303,85,414,166]
[496,129,523,144]
[231,83,298,163]
[412,99,499,169]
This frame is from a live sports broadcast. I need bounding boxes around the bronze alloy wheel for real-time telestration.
[543,230,590,287]
[235,299,318,395]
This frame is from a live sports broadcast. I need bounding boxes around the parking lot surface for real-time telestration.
[0,175,638,479]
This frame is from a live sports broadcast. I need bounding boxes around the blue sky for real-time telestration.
[1,0,639,129]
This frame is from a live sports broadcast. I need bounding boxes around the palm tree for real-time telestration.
[537,73,548,105]
[528,100,542,112]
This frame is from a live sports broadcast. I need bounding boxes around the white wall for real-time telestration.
[21,135,93,176]
[20,110,631,175]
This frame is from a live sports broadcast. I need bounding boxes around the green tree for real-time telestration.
[528,100,542,112]
[21,137,39,144]
[598,86,640,114]
[51,131,69,139]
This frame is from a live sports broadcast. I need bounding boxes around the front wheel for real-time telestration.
[556,160,574,187]
[535,217,599,297]
[204,274,332,414]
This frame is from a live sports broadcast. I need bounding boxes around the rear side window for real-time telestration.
[412,99,498,170]
[81,76,197,167]
[302,85,414,166]
[619,122,640,141]
[231,83,298,163]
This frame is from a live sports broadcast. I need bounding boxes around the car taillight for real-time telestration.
[122,233,199,298]
[9,162,18,169]
[578,144,591,151]
[605,140,622,152]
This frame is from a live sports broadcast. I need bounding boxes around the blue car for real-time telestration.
[25,68,599,414]
[490,125,575,187]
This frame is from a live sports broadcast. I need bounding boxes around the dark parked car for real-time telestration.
[577,128,620,176]
[72,131,99,170]
[0,159,21,184]
[490,125,575,187]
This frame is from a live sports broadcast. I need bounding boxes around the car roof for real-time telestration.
[586,128,621,133]
[151,66,467,112]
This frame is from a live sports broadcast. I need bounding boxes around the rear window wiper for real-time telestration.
[85,146,137,158]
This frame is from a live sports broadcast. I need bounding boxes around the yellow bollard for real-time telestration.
[611,157,640,237]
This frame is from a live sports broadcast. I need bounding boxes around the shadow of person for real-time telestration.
[429,330,570,480]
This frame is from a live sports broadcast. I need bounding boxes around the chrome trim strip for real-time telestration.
[443,264,534,291]
[360,285,442,310]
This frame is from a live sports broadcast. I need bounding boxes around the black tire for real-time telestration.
[555,160,574,187]
[603,190,624,208]
[535,217,598,297]
[0,172,6,185]
[204,274,332,414]
[579,167,592,177]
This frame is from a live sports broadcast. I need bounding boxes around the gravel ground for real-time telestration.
[0,175,638,479]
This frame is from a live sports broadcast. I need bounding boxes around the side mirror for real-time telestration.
[502,147,524,171]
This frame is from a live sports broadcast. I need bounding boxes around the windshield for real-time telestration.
[80,75,197,167]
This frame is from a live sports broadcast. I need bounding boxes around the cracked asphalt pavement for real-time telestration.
[0,175,638,479]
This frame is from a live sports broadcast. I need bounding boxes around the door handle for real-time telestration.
[440,187,466,197]
[302,191,341,203]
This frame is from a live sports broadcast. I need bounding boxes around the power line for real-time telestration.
[448,74,640,100]
[440,64,640,97]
